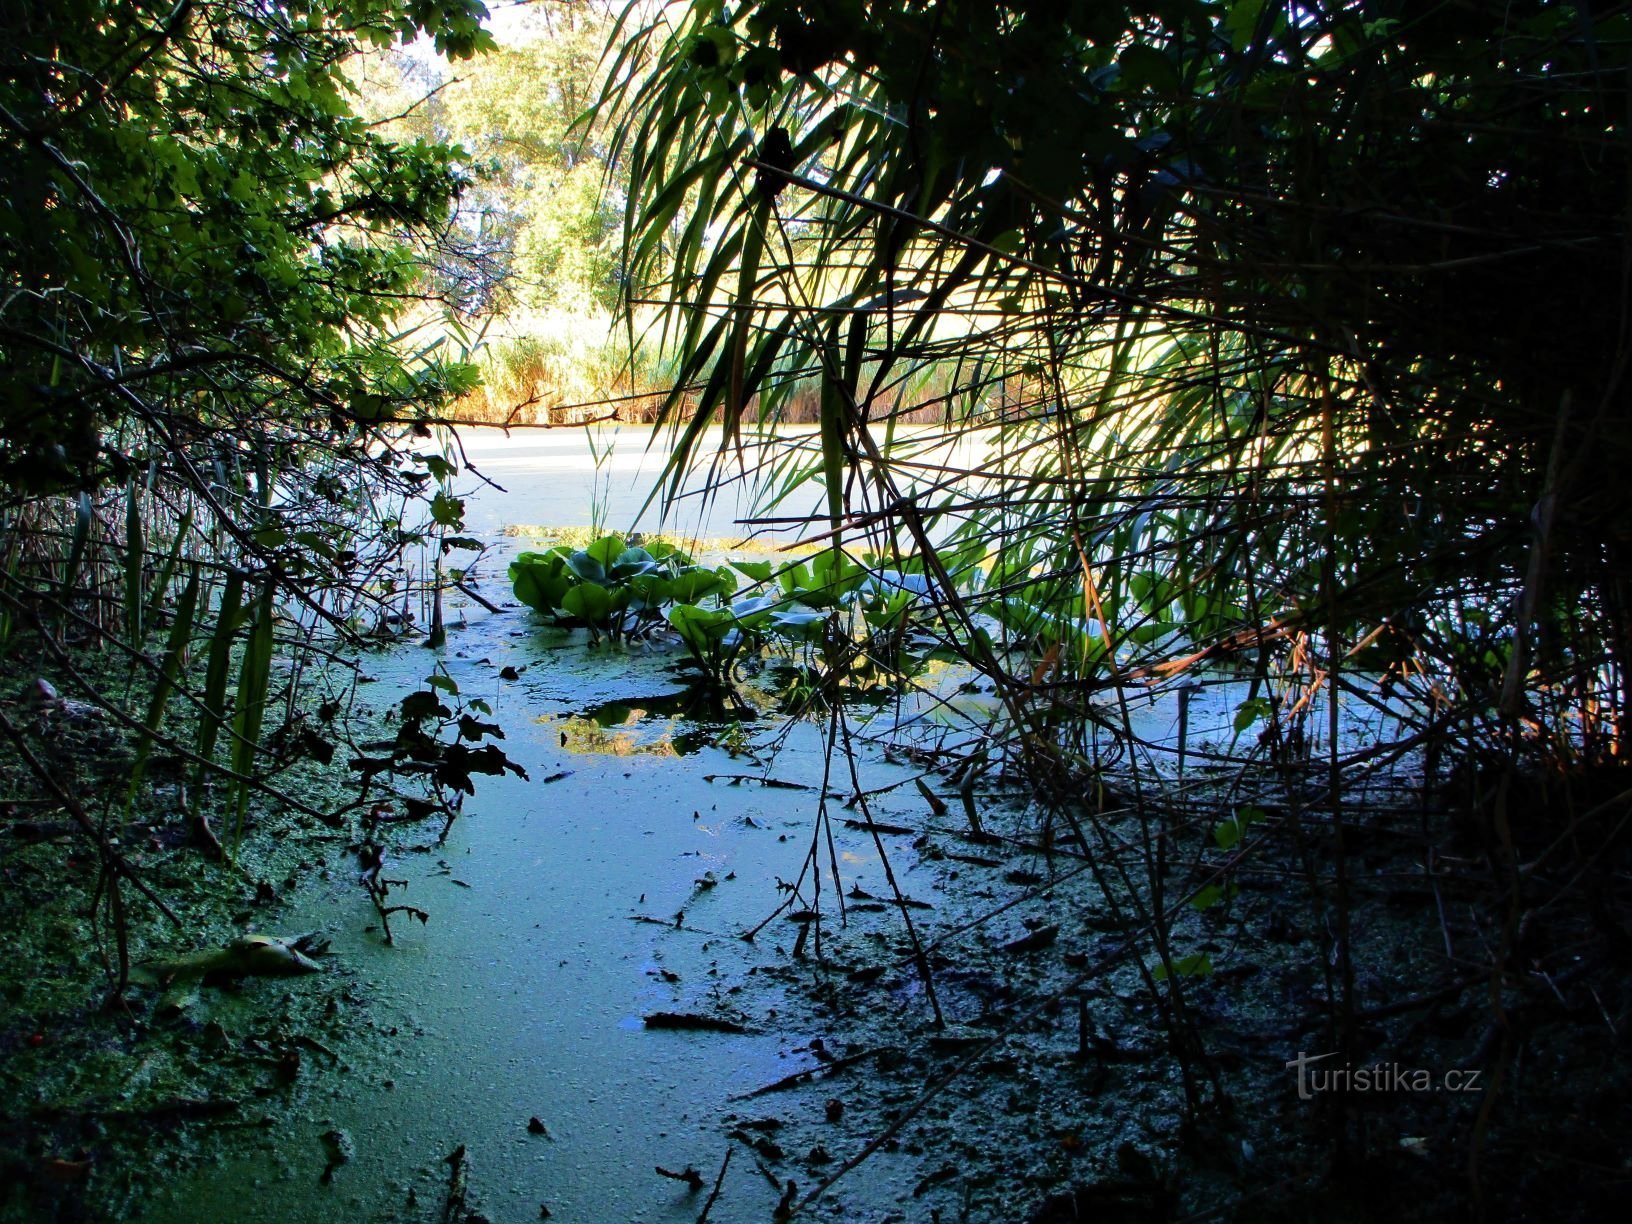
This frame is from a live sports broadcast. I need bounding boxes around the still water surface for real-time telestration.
[145,431,940,1222]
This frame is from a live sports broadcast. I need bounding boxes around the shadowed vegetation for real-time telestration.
[603,0,1632,1213]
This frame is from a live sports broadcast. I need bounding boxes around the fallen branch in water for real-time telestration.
[656,1163,705,1190]
[696,1145,733,1223]
[456,582,505,615]
[441,1144,468,1224]
[644,1011,750,1034]
[704,773,816,790]
[734,1047,899,1099]
[841,817,914,836]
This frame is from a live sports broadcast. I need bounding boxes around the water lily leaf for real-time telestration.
[561,581,614,624]
[730,593,778,628]
[611,546,660,580]
[584,534,626,568]
[669,566,731,605]
[509,552,574,613]
[768,607,827,642]
[566,550,608,584]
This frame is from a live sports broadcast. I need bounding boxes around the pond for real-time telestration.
[139,426,1417,1222]
[140,428,1000,1221]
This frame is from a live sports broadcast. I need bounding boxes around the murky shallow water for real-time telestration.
[142,539,956,1222]
[141,429,1423,1222]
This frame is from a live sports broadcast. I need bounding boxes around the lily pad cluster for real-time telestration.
[508,535,736,642]
[510,538,949,689]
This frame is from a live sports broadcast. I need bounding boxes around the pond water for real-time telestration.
[141,433,969,1222]
[142,427,1415,1222]
[447,422,1003,545]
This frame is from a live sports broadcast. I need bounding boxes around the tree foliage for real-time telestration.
[0,0,506,860]
[609,0,1632,774]
[1,0,495,493]
[355,2,627,313]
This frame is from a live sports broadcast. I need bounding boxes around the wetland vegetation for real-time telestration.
[3,1,1631,1221]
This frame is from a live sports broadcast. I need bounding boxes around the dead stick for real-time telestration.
[441,1144,468,1224]
[734,1047,895,1099]
[695,1145,733,1224]
[455,582,505,615]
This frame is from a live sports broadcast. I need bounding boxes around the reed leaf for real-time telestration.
[228,583,276,854]
[145,505,194,626]
[195,568,246,776]
[127,560,201,807]
[124,478,144,645]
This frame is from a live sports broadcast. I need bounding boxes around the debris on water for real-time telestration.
[318,1128,353,1184]
[912,1163,960,1197]
[1002,923,1060,954]
[926,1029,990,1055]
[24,677,59,703]
[773,1178,798,1220]
[140,933,328,985]
[655,1163,705,1190]
[943,850,1003,867]
[526,1116,551,1138]
[736,1047,898,1098]
[704,773,813,790]
[275,1049,301,1084]
[914,777,948,815]
[442,1144,469,1222]
[643,1011,749,1034]
[842,817,914,835]
[729,1127,784,1160]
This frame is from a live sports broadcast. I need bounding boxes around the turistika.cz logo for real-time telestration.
[1285,1051,1484,1100]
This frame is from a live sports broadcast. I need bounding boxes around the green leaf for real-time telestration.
[610,546,660,579]
[565,550,608,584]
[431,492,466,528]
[668,566,731,605]
[561,581,614,625]
[1213,805,1266,850]
[1225,0,1267,50]
[1154,953,1213,981]
[1189,885,1223,912]
[402,690,450,722]
[988,228,1023,256]
[510,551,575,613]
[768,607,827,642]
[584,534,627,568]
[1233,696,1273,732]
[1118,43,1181,94]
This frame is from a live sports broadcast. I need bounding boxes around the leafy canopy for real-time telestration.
[607,0,1632,769]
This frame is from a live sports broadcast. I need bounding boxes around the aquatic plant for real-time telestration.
[604,0,1632,1212]
[509,533,737,642]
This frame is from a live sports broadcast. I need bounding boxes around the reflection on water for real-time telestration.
[541,691,758,757]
